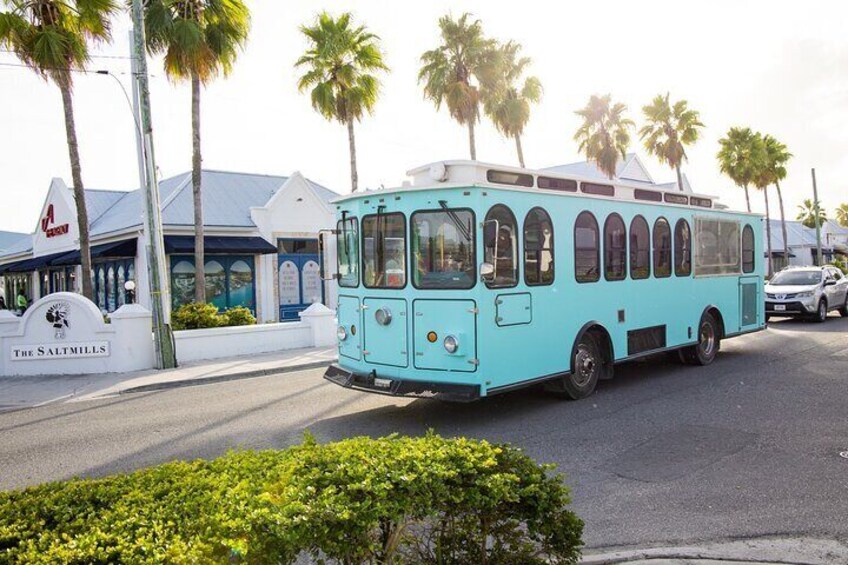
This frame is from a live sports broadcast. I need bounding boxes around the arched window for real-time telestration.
[171,260,195,309]
[524,207,554,285]
[483,205,518,288]
[229,259,255,309]
[742,224,755,273]
[653,217,672,278]
[630,215,650,280]
[604,213,627,281]
[674,219,692,276]
[574,211,600,283]
[205,260,226,310]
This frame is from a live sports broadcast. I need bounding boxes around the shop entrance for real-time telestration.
[278,238,323,321]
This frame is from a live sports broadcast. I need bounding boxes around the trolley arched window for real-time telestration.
[653,217,672,278]
[524,208,554,286]
[483,205,518,288]
[630,215,650,280]
[604,213,627,281]
[674,219,692,276]
[742,224,755,273]
[575,211,600,283]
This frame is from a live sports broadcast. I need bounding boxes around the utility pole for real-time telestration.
[811,168,823,267]
[130,0,177,369]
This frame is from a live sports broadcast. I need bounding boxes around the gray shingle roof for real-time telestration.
[543,153,642,182]
[0,231,27,255]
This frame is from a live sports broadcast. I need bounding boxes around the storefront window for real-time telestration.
[171,255,255,312]
[205,260,227,310]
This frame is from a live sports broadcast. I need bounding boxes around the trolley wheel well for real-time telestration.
[571,322,614,379]
[703,306,726,338]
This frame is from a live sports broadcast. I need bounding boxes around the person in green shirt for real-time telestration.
[16,289,28,313]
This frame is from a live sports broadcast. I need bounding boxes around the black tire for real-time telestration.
[548,333,604,400]
[813,299,828,323]
[838,297,848,318]
[680,312,720,366]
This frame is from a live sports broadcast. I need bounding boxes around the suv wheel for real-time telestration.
[839,297,848,318]
[813,299,828,323]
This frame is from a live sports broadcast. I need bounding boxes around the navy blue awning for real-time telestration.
[52,238,138,266]
[0,251,70,274]
[164,235,277,255]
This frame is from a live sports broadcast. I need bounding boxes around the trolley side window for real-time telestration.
[694,218,741,276]
[524,207,554,286]
[575,211,600,283]
[674,219,692,277]
[653,217,672,278]
[742,224,755,274]
[362,213,406,288]
[483,205,519,288]
[630,215,650,280]
[604,213,627,281]
[336,217,359,288]
[411,209,476,289]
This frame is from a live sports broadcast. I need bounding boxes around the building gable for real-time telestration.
[31,179,80,257]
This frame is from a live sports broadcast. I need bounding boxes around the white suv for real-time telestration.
[765,266,848,322]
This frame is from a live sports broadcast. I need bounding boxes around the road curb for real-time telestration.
[118,360,333,395]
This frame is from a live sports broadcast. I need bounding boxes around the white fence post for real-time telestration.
[299,303,336,347]
[110,304,156,372]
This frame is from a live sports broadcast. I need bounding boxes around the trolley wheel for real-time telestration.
[680,312,720,366]
[549,333,604,400]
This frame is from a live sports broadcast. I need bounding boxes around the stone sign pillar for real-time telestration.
[0,292,155,377]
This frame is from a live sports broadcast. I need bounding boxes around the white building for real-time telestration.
[0,170,339,322]
[764,218,848,270]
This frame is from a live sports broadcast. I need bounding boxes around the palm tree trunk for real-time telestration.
[347,119,358,192]
[191,72,205,304]
[743,185,751,213]
[58,81,93,301]
[764,186,773,278]
[775,181,789,261]
[675,166,684,192]
[468,120,477,161]
[515,135,525,168]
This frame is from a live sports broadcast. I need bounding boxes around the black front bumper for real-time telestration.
[323,364,480,402]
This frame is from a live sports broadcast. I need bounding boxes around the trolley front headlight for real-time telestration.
[375,308,392,326]
[337,325,348,341]
[443,334,459,354]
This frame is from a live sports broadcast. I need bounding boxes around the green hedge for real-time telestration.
[0,434,583,564]
[171,303,256,331]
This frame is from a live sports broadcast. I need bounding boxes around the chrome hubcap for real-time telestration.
[574,344,597,387]
[699,322,716,357]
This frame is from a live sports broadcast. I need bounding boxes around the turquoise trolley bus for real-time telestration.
[324,161,765,401]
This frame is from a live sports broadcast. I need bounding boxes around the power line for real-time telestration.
[0,49,133,60]
[0,61,133,76]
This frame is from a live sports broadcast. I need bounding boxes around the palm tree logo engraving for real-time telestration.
[46,302,71,340]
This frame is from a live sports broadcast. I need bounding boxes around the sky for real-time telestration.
[1,0,847,234]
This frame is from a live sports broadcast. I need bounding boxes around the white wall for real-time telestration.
[173,302,335,363]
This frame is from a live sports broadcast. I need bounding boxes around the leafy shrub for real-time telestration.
[221,306,256,327]
[0,435,583,564]
[831,256,848,275]
[171,302,223,330]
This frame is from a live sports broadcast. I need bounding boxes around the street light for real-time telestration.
[124,280,136,304]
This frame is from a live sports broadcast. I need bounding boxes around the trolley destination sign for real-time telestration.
[10,341,110,361]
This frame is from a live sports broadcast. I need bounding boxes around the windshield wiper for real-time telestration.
[439,200,472,242]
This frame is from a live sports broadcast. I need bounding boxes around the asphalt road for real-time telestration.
[1,315,847,551]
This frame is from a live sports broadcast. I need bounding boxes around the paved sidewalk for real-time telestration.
[581,536,848,565]
[0,346,337,411]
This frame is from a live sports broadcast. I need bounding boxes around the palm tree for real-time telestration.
[717,127,761,212]
[143,0,250,304]
[481,41,541,168]
[573,94,634,179]
[761,135,792,260]
[419,13,499,160]
[751,133,775,277]
[639,93,704,191]
[836,203,848,227]
[797,198,827,229]
[0,0,119,301]
[296,12,388,193]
